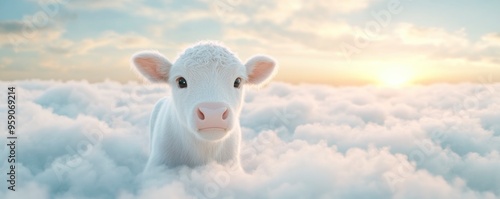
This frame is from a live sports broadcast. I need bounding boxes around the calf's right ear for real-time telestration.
[131,51,172,83]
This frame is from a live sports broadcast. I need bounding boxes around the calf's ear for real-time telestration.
[131,51,172,83]
[244,55,278,86]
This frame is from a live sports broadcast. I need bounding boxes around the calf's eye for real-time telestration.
[234,77,241,88]
[177,77,187,88]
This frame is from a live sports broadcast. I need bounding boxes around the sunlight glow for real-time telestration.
[378,66,414,87]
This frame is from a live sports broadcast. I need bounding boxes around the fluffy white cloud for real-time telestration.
[0,81,499,198]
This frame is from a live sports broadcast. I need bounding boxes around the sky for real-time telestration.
[1,80,499,198]
[0,0,499,86]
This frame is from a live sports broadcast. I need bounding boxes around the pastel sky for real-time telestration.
[0,0,499,86]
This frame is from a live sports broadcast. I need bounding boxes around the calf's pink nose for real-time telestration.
[195,102,229,130]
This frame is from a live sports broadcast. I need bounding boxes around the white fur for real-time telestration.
[131,41,278,171]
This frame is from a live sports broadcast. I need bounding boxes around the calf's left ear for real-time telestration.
[245,55,278,86]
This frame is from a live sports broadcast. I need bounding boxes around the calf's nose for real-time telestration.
[195,102,230,130]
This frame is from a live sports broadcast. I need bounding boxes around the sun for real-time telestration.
[378,66,413,87]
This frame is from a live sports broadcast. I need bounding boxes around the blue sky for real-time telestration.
[0,0,499,85]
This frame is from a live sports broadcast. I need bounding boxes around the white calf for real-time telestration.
[131,41,278,171]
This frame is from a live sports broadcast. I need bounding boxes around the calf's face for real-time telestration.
[131,44,277,141]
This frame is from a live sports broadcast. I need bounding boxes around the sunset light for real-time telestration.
[378,66,414,87]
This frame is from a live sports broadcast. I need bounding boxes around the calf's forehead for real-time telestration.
[170,43,246,79]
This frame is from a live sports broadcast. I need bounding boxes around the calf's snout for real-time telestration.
[195,102,230,131]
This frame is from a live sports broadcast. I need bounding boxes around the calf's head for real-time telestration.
[131,42,277,141]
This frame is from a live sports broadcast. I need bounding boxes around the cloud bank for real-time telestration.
[0,80,499,199]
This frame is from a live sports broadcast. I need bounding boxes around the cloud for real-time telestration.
[395,23,469,48]
[233,0,379,24]
[45,31,163,56]
[0,20,63,50]
[0,80,499,198]
[0,21,26,33]
[480,33,500,46]
[0,57,13,68]
[60,0,136,10]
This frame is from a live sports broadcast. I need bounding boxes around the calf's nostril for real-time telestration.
[222,109,228,120]
[197,108,205,120]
